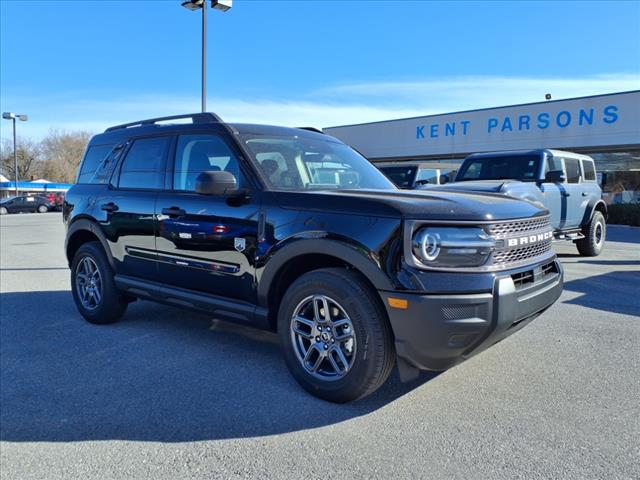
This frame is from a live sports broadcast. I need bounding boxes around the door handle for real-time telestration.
[101,202,119,212]
[162,207,186,217]
[582,192,588,196]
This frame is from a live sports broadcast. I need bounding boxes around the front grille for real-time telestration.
[511,260,559,289]
[486,216,550,238]
[487,215,554,268]
[493,241,552,266]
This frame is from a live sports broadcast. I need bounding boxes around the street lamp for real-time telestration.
[181,0,233,113]
[2,112,28,195]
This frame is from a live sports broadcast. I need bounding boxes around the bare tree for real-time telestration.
[39,129,92,183]
[0,137,43,182]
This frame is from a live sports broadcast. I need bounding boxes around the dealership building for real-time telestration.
[325,90,640,204]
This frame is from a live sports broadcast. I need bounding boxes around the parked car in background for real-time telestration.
[435,149,607,256]
[377,161,459,189]
[0,195,55,215]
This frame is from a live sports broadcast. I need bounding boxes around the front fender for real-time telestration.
[256,236,396,306]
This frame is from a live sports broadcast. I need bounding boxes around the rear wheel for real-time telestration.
[71,241,128,324]
[278,268,395,403]
[37,204,48,213]
[576,210,606,256]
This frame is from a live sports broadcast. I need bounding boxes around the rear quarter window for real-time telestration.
[582,160,596,181]
[77,145,114,183]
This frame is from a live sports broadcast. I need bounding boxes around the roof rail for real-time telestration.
[296,127,325,134]
[104,112,223,133]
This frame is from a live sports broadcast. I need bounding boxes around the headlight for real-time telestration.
[412,227,494,268]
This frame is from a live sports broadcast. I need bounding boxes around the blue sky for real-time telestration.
[1,0,639,140]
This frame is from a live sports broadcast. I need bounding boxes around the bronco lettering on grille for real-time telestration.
[506,230,554,247]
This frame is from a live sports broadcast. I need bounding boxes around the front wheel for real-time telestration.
[37,204,48,213]
[71,241,128,324]
[0,207,7,215]
[278,268,395,403]
[576,211,606,256]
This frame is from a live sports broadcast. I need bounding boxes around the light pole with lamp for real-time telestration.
[181,0,233,113]
[2,112,28,195]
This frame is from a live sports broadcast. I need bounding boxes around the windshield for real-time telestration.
[457,156,541,182]
[378,166,417,189]
[241,135,396,191]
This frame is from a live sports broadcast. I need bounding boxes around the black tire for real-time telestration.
[37,204,48,213]
[278,268,395,403]
[70,241,128,324]
[576,210,606,256]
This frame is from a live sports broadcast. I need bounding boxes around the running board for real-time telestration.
[114,275,269,330]
[553,232,584,241]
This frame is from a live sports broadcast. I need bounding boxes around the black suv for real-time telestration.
[64,113,563,402]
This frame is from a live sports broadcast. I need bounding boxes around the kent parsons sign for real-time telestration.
[324,91,640,160]
[415,105,618,140]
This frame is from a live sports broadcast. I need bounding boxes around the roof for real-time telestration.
[465,148,594,161]
[376,161,462,169]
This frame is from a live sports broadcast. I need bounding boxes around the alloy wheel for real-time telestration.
[75,256,102,310]
[290,294,357,380]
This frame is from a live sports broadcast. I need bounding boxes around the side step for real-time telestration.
[553,231,584,242]
[114,275,270,329]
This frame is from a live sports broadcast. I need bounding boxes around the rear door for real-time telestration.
[97,135,171,280]
[155,133,260,302]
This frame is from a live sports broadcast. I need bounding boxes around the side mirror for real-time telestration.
[439,174,450,184]
[544,170,566,183]
[195,171,238,195]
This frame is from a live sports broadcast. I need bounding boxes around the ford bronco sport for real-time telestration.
[64,113,563,402]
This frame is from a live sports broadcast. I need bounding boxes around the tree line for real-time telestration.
[0,129,92,184]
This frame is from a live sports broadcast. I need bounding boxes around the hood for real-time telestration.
[275,188,547,222]
[431,180,523,193]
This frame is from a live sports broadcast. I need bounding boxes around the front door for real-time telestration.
[155,133,260,302]
[540,155,566,230]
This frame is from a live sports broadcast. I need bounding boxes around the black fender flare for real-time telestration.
[65,218,116,269]
[581,199,608,228]
[256,238,395,307]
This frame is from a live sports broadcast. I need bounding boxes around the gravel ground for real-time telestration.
[1,213,638,480]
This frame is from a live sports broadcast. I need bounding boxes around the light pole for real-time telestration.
[2,112,28,195]
[181,0,233,113]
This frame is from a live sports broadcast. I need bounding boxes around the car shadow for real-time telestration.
[563,271,640,318]
[0,290,438,443]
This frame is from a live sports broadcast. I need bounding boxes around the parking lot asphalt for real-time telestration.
[1,213,639,480]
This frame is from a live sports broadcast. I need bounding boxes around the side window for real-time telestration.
[173,134,244,191]
[77,145,113,183]
[118,137,170,190]
[91,144,125,185]
[544,156,564,175]
[582,160,596,181]
[564,158,582,184]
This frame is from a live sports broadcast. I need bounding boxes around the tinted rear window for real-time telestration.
[77,145,113,183]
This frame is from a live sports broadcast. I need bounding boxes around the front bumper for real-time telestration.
[379,259,564,371]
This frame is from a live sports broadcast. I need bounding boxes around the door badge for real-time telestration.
[234,237,246,252]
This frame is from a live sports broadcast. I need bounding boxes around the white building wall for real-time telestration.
[324,91,640,160]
